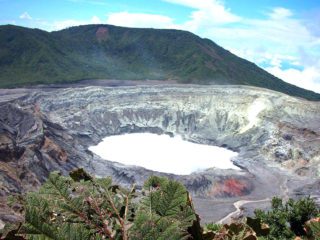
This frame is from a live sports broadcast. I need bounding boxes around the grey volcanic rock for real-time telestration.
[0,84,319,223]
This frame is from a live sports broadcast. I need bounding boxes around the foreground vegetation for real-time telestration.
[1,24,320,101]
[1,169,319,239]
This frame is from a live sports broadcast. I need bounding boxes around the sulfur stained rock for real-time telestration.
[209,178,253,198]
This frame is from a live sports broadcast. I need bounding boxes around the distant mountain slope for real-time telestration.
[0,24,319,100]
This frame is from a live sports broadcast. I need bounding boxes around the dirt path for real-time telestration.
[217,198,270,224]
[281,177,289,201]
[217,175,290,224]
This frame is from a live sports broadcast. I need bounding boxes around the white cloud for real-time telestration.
[202,8,317,55]
[188,6,320,93]
[104,0,241,34]
[229,47,320,94]
[19,12,32,20]
[164,0,240,32]
[266,66,320,94]
[52,16,101,30]
[268,7,293,19]
[229,47,299,68]
[164,0,240,24]
[91,16,101,24]
[106,12,175,29]
[244,17,315,48]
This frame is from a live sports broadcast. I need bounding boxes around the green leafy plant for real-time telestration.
[245,217,270,237]
[211,222,257,240]
[130,176,201,240]
[304,217,320,239]
[286,197,319,236]
[202,218,270,240]
[204,223,223,233]
[0,223,25,240]
[4,170,201,240]
[202,223,222,240]
[254,197,319,239]
[3,170,320,240]
[14,169,136,239]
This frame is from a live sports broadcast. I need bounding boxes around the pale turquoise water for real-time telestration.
[89,133,239,175]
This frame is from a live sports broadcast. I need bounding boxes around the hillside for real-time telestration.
[0,24,319,100]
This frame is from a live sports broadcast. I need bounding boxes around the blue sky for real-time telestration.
[1,0,320,93]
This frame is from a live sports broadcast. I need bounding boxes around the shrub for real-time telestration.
[254,196,319,239]
[304,217,320,239]
[2,170,319,240]
[130,175,201,240]
[2,169,201,240]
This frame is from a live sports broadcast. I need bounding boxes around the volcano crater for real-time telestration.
[1,84,320,223]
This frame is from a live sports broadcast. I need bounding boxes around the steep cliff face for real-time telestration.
[0,85,319,223]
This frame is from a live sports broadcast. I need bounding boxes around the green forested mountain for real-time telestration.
[0,24,319,100]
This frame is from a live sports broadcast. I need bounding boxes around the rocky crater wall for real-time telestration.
[24,85,320,173]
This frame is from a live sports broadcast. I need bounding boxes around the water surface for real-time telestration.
[89,133,239,175]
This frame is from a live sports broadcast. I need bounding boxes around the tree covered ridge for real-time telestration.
[0,169,319,240]
[1,24,320,101]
